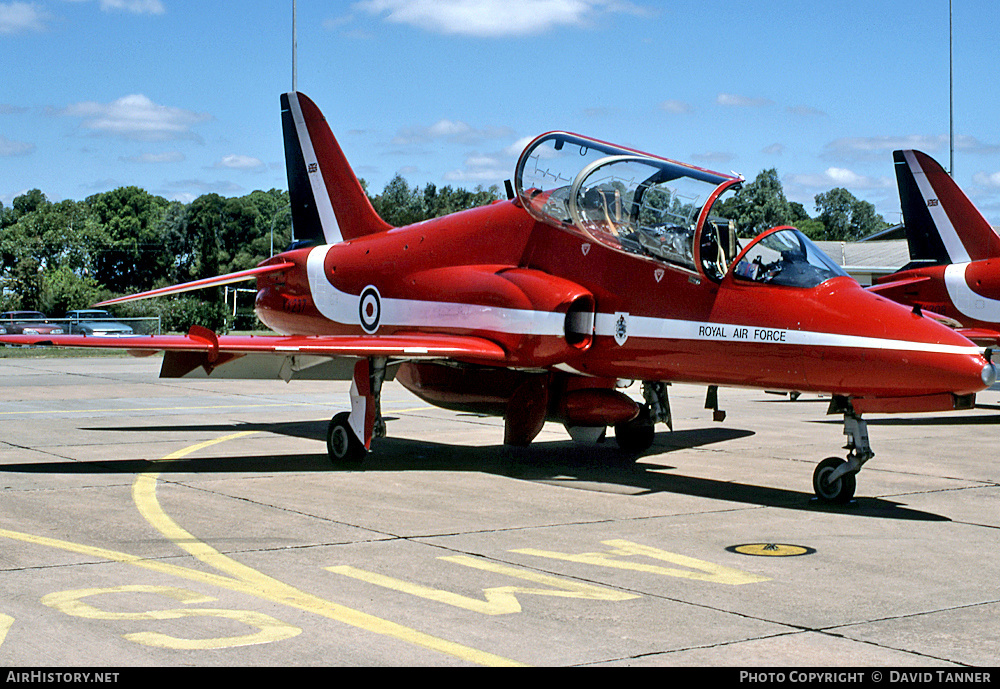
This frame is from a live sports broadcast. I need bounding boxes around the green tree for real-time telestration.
[814,188,888,241]
[718,169,795,235]
[86,186,170,293]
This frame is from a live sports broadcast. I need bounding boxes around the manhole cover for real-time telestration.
[727,543,815,557]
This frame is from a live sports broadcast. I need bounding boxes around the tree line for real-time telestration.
[0,170,886,331]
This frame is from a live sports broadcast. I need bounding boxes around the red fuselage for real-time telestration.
[254,199,990,409]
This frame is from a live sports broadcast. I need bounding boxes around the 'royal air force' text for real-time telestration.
[698,325,788,342]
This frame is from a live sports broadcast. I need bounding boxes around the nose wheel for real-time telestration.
[812,408,872,504]
[813,457,857,504]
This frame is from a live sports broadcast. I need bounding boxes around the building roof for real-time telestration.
[813,239,910,272]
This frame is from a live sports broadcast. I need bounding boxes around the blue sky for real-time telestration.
[2,0,999,225]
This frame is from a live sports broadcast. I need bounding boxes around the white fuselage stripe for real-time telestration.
[288,93,343,245]
[945,262,1000,322]
[903,150,971,264]
[307,246,565,336]
[306,246,980,358]
[594,313,978,356]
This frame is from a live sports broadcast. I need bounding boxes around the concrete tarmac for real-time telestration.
[0,355,998,667]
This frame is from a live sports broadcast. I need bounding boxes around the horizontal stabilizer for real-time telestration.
[95,262,295,306]
[956,327,1000,347]
[865,275,932,295]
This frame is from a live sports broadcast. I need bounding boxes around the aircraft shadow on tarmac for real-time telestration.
[1,418,948,521]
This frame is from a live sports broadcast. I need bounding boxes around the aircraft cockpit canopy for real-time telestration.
[731,227,849,288]
[515,132,744,281]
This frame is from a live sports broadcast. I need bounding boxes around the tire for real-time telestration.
[812,457,857,504]
[327,412,366,466]
[614,405,655,454]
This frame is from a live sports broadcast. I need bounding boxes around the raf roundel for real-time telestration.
[359,285,382,334]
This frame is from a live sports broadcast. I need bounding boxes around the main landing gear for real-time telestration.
[812,405,873,504]
[327,411,366,464]
[326,358,387,467]
[612,381,670,453]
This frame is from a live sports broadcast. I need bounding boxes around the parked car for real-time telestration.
[0,311,65,335]
[65,309,134,337]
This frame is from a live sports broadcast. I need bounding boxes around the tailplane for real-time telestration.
[894,149,1000,264]
[281,92,392,245]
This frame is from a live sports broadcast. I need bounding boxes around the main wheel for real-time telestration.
[812,457,857,504]
[614,405,655,454]
[327,412,366,465]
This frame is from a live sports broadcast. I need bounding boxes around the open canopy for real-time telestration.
[515,132,744,280]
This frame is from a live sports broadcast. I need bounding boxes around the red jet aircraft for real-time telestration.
[870,149,1000,346]
[1,93,996,504]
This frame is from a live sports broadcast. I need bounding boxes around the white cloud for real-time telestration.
[786,167,891,190]
[824,135,947,160]
[97,0,165,14]
[691,151,733,165]
[973,171,1000,189]
[0,134,34,157]
[62,94,211,142]
[213,154,265,171]
[504,136,535,157]
[659,99,693,115]
[0,2,51,34]
[826,134,1000,160]
[392,119,512,146]
[354,0,649,37]
[122,151,184,163]
[786,105,826,117]
[717,93,774,108]
[165,179,244,195]
[443,152,508,183]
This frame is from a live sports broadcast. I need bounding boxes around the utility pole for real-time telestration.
[949,0,954,177]
[292,0,298,92]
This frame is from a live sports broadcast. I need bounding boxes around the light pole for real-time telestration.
[949,0,954,177]
[292,0,298,92]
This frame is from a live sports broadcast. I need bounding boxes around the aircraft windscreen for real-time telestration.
[732,228,849,288]
[515,133,740,274]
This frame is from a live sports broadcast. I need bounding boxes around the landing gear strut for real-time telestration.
[614,381,669,453]
[326,357,387,466]
[812,405,873,504]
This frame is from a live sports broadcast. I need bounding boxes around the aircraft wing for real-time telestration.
[0,326,508,379]
[865,275,932,296]
[95,262,297,305]
[955,328,1000,347]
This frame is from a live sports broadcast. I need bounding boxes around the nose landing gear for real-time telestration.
[813,408,873,504]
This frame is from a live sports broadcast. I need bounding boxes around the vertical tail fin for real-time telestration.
[281,92,392,245]
[894,149,1000,264]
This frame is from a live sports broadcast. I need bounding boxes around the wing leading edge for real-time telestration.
[0,327,509,379]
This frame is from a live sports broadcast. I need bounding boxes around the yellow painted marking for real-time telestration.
[131,432,523,666]
[0,432,523,666]
[0,614,12,646]
[42,585,301,650]
[328,555,637,616]
[514,540,771,586]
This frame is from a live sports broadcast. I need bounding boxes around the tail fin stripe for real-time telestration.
[901,150,971,264]
[287,92,343,245]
